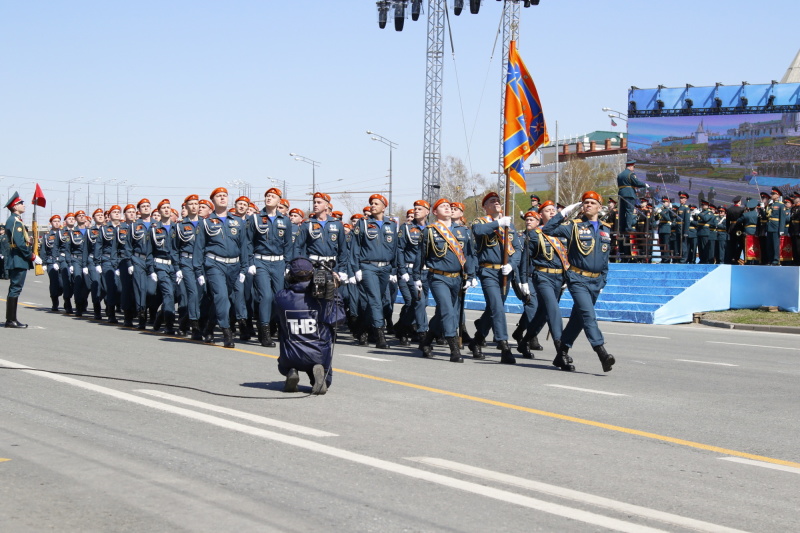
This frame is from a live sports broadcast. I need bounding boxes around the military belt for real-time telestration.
[746,225,757,228]
[134,253,147,260]
[429,268,461,278]
[571,267,601,278]
[180,252,193,259]
[535,266,563,274]
[154,258,172,265]
[769,218,779,221]
[206,253,239,264]
[309,255,336,262]
[255,254,284,261]
[363,260,390,267]
[479,262,503,269]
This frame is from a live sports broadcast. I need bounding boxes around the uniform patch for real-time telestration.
[331,233,337,241]
[184,225,192,231]
[386,235,392,243]
[231,228,238,235]
[278,229,285,237]
[601,243,609,252]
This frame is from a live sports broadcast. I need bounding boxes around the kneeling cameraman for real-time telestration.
[276,258,345,394]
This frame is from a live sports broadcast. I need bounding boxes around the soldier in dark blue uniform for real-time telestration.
[542,191,615,373]
[86,208,106,320]
[95,206,124,324]
[4,192,43,328]
[117,204,137,326]
[41,214,64,311]
[396,201,429,345]
[147,199,180,335]
[350,194,398,349]
[246,187,295,348]
[655,196,676,263]
[470,192,520,365]
[616,160,648,233]
[124,199,156,328]
[175,195,203,339]
[413,198,476,362]
[64,210,91,317]
[295,192,349,278]
[192,187,247,348]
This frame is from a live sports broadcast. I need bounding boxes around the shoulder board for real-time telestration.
[600,221,612,228]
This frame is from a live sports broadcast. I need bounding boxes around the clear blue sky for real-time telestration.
[2,0,798,220]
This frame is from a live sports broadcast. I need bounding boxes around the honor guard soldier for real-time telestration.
[695,200,715,264]
[175,195,203,338]
[42,214,64,311]
[4,192,44,328]
[414,198,477,362]
[95,206,124,323]
[125,199,156,328]
[147,199,180,335]
[350,194,398,349]
[675,192,691,262]
[470,192,519,365]
[542,191,615,373]
[246,187,295,348]
[396,200,429,345]
[762,187,786,265]
[789,193,800,265]
[655,196,676,263]
[192,187,247,348]
[725,196,745,263]
[616,160,648,233]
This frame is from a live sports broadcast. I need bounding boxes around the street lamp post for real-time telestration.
[87,177,100,213]
[116,180,127,206]
[366,130,397,216]
[126,184,138,206]
[103,178,116,208]
[289,153,320,210]
[267,176,287,200]
[67,177,83,212]
[602,107,628,124]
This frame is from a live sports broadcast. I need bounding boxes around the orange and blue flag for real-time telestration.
[503,40,548,191]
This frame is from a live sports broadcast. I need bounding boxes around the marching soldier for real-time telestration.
[42,214,64,311]
[125,199,156,328]
[148,199,180,335]
[396,201,429,346]
[4,192,44,328]
[175,195,202,338]
[542,191,615,373]
[65,210,90,317]
[294,192,348,280]
[86,208,105,319]
[414,198,476,362]
[96,206,124,324]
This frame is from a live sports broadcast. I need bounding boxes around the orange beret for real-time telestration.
[369,194,388,207]
[582,191,602,203]
[524,211,540,219]
[157,199,171,210]
[351,213,364,220]
[136,198,150,208]
[65,212,75,219]
[482,192,499,206]
[124,204,136,212]
[235,196,250,204]
[406,209,414,216]
[49,214,62,223]
[450,202,465,211]
[108,205,122,212]
[432,198,450,211]
[199,199,213,209]
[265,187,282,198]
[249,202,257,210]
[344,223,352,229]
[92,208,104,216]
[331,211,343,218]
[228,208,236,214]
[210,187,228,199]
[413,199,430,210]
[184,194,199,204]
[313,192,331,203]
[171,208,179,216]
[289,208,304,217]
[74,210,86,217]
[279,198,291,207]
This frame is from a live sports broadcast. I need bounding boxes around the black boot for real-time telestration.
[418,330,435,358]
[51,297,59,312]
[259,323,276,347]
[123,310,134,327]
[435,336,445,346]
[238,318,251,342]
[516,333,534,359]
[178,315,190,336]
[152,310,164,331]
[446,337,463,363]
[284,368,300,393]
[148,306,157,325]
[4,297,28,328]
[473,322,487,347]
[163,314,176,336]
[137,309,147,330]
[511,323,525,344]
[552,340,575,371]
[222,327,235,348]
[75,303,83,318]
[190,320,203,341]
[64,298,74,315]
[93,303,102,320]
[594,344,616,372]
[203,318,216,344]
[529,335,544,351]
[396,324,411,346]
[107,308,119,324]
[498,340,516,365]
[375,327,388,349]
[468,334,485,360]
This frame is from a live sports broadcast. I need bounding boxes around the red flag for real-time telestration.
[32,183,47,207]
[611,118,618,127]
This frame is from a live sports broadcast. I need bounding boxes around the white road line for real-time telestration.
[2,357,668,533]
[21,301,40,306]
[409,457,748,533]
[545,384,628,397]
[707,341,800,351]
[605,332,670,339]
[136,389,338,437]
[676,359,739,367]
[720,457,800,475]
[339,353,391,362]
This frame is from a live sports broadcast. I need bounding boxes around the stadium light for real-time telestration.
[411,0,421,20]
[376,0,390,29]
[454,0,463,16]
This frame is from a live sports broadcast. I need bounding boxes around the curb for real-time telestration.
[699,319,800,335]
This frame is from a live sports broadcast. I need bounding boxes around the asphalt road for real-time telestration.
[2,278,799,532]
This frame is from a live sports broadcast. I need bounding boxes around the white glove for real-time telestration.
[401,273,410,282]
[645,183,650,188]
[149,272,157,282]
[128,265,134,275]
[175,270,183,284]
[95,265,102,273]
[347,276,355,284]
[470,278,478,288]
[238,272,245,284]
[760,202,765,208]
[500,264,512,275]
[247,264,256,275]
[414,280,423,292]
[561,201,582,219]
[33,255,43,265]
[355,270,363,282]
[53,263,59,271]
[338,272,348,282]
[197,275,205,286]
[780,232,784,236]
[496,216,512,228]
[114,269,120,276]
[82,267,89,275]
[69,265,74,274]
[462,280,471,291]
[389,274,397,284]
[521,283,530,296]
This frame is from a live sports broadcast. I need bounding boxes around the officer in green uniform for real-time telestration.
[4,192,43,328]
[762,187,786,265]
[616,159,649,234]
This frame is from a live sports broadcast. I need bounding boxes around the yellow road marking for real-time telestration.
[0,458,10,463]
[12,302,800,470]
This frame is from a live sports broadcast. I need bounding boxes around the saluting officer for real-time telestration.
[4,192,44,328]
[42,214,64,311]
[542,191,615,373]
[193,187,247,348]
[350,194,398,349]
[246,187,294,348]
[414,198,477,363]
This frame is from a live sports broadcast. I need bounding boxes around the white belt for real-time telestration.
[134,253,147,260]
[154,258,172,265]
[206,253,239,264]
[364,261,390,267]
[255,254,284,261]
[180,252,193,259]
[309,255,336,262]
[406,263,415,268]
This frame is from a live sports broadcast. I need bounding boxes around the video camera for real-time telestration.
[310,260,340,300]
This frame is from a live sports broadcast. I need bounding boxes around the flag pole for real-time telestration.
[501,168,512,293]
